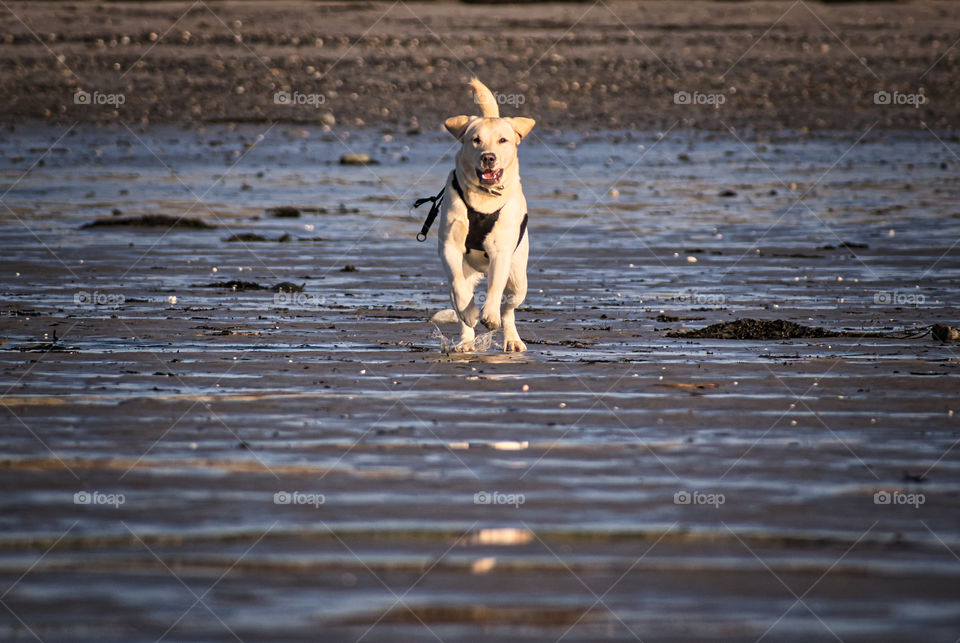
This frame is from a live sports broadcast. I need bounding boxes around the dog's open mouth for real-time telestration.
[476,168,503,186]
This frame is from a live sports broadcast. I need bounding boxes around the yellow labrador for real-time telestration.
[421,79,535,352]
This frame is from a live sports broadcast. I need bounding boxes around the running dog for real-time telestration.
[418,79,535,352]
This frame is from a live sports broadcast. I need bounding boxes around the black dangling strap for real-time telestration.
[413,186,445,242]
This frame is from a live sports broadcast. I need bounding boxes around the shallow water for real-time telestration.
[1,123,959,641]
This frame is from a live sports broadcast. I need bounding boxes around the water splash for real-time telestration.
[433,325,500,354]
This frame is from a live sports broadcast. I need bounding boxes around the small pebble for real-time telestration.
[340,153,377,166]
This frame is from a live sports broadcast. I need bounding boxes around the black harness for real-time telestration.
[415,172,528,256]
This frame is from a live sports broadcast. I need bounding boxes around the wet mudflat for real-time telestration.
[1,123,959,641]
[3,0,959,133]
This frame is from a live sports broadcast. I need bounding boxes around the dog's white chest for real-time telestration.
[464,248,491,272]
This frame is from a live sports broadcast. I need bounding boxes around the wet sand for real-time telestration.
[0,122,958,641]
[1,0,958,131]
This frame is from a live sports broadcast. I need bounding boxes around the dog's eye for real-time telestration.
[472,136,481,144]
[498,137,508,144]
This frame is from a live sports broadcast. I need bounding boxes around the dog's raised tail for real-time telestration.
[469,78,500,118]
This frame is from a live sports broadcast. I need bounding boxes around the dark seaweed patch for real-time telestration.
[667,318,839,340]
[193,280,305,292]
[81,214,216,230]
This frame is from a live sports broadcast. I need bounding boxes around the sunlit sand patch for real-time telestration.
[491,440,529,451]
[468,527,534,546]
[444,441,529,451]
[470,556,497,574]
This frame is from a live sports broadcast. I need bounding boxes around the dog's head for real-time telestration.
[444,79,535,190]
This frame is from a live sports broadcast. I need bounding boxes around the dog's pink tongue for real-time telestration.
[483,171,497,179]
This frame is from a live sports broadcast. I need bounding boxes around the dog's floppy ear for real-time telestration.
[444,115,473,140]
[505,117,536,143]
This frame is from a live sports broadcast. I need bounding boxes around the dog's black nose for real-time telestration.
[480,153,496,168]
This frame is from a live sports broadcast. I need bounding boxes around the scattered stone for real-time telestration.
[340,265,358,273]
[657,382,719,390]
[718,189,737,197]
[932,324,959,342]
[225,233,270,242]
[269,206,301,218]
[271,282,303,293]
[82,214,216,229]
[339,153,378,166]
[656,314,705,322]
[225,232,294,243]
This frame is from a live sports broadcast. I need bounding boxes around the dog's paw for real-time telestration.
[480,309,501,331]
[504,339,527,352]
[453,339,476,353]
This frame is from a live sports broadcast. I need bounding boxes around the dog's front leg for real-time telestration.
[441,243,479,330]
[480,247,511,331]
